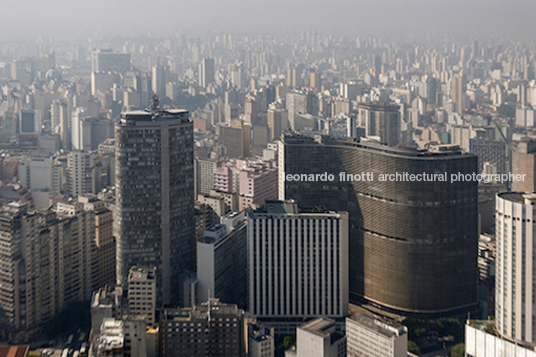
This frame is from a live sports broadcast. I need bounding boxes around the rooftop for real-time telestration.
[348,313,407,338]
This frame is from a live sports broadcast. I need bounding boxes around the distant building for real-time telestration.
[512,139,536,192]
[358,103,400,146]
[469,138,507,176]
[267,108,287,141]
[199,58,215,88]
[220,121,251,158]
[91,49,131,74]
[346,314,408,357]
[286,90,317,130]
[194,159,217,196]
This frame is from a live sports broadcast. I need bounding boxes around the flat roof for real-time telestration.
[347,314,407,338]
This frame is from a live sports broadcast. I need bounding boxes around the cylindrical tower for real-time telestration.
[496,192,536,343]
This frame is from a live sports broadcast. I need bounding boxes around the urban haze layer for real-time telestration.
[1,3,536,357]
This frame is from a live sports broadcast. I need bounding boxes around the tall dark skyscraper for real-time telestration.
[115,98,194,306]
[279,134,478,314]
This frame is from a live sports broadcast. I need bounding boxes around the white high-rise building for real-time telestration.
[247,201,349,323]
[496,192,536,343]
[346,314,408,357]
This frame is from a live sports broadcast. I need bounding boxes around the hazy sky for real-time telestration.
[1,0,536,40]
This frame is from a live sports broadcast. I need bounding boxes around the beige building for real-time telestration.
[128,267,156,326]
[286,317,346,357]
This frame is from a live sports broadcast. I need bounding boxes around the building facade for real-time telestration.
[346,314,408,357]
[496,192,536,343]
[247,201,349,320]
[115,103,194,306]
[279,134,478,314]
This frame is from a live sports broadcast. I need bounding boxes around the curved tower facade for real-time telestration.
[280,135,478,314]
[496,192,536,343]
[115,105,194,306]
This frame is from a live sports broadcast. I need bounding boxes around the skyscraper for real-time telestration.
[451,74,464,115]
[286,90,317,130]
[115,98,194,306]
[496,192,536,343]
[152,65,166,99]
[91,49,131,74]
[248,201,349,328]
[199,58,215,88]
[280,135,478,314]
[358,103,400,146]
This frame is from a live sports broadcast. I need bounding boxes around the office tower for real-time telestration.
[346,314,408,357]
[194,158,217,196]
[244,97,260,124]
[91,71,121,96]
[91,49,131,74]
[310,69,321,90]
[451,74,464,115]
[286,90,317,130]
[238,167,278,211]
[79,195,116,290]
[128,266,157,326]
[469,138,507,175]
[248,201,349,328]
[280,135,478,314]
[199,58,215,88]
[340,82,360,101]
[495,193,536,343]
[115,101,194,306]
[347,115,358,138]
[197,211,247,308]
[512,139,536,192]
[70,107,90,150]
[288,317,346,357]
[248,321,275,357]
[231,64,246,90]
[160,299,245,357]
[19,109,40,134]
[220,120,251,158]
[267,108,287,141]
[452,125,495,152]
[66,151,96,197]
[358,103,400,146]
[151,65,166,99]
